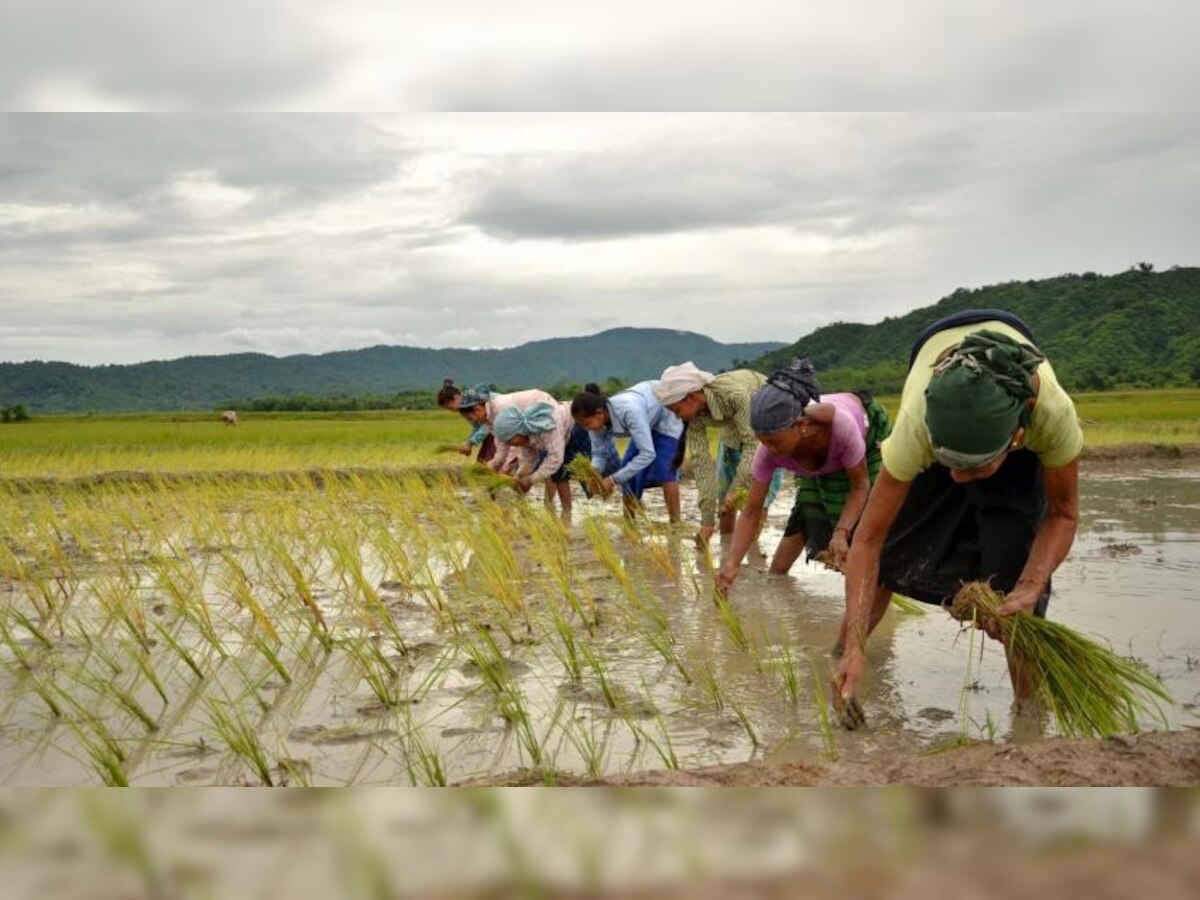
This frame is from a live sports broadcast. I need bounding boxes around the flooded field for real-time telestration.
[0,460,1197,786]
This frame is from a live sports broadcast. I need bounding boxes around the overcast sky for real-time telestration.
[2,5,1199,365]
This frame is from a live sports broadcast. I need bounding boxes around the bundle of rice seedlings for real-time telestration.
[463,463,520,494]
[725,487,750,511]
[948,581,1172,738]
[564,455,604,494]
[434,443,465,455]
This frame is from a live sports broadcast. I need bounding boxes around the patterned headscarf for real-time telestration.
[924,329,1044,468]
[493,403,558,441]
[750,358,821,434]
[456,383,493,410]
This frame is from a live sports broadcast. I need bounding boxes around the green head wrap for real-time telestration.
[924,330,1044,469]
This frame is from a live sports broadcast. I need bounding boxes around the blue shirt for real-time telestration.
[589,380,684,485]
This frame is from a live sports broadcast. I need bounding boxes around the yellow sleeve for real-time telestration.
[1025,372,1084,469]
[879,405,936,483]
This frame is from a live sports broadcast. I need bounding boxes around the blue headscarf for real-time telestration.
[493,403,558,441]
[456,384,493,410]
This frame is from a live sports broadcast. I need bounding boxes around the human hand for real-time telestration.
[516,475,533,492]
[715,563,738,594]
[697,525,715,544]
[833,650,864,705]
[457,443,473,456]
[828,530,851,569]
[998,582,1042,617]
[599,477,616,497]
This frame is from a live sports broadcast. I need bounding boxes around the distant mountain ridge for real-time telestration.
[749,267,1200,393]
[0,328,785,413]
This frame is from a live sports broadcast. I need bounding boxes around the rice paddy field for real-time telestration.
[1,390,1199,786]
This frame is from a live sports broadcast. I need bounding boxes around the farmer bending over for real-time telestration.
[835,310,1083,707]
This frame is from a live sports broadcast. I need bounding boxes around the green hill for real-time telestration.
[751,267,1200,393]
[0,328,784,414]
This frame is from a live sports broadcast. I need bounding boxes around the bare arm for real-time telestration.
[835,466,911,699]
[715,477,772,592]
[827,457,872,567]
[998,457,1080,616]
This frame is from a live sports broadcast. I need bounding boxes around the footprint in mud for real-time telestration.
[440,725,507,738]
[917,707,957,723]
[164,742,218,760]
[1100,542,1142,558]
[288,724,398,746]
[458,657,532,678]
[175,766,218,784]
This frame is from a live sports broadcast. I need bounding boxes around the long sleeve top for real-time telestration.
[589,380,684,486]
[485,389,558,473]
[512,401,576,484]
[686,369,766,527]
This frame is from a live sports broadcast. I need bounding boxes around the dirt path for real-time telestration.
[472,729,1200,786]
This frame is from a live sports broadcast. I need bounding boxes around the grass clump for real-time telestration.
[948,582,1172,738]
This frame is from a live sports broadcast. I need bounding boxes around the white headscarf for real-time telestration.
[653,361,715,405]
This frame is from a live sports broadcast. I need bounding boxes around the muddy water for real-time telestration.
[550,460,1200,772]
[715,460,1200,766]
[1,462,1197,786]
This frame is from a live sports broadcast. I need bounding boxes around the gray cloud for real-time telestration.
[1,113,1199,366]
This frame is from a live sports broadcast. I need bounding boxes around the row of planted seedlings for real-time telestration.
[0,468,850,785]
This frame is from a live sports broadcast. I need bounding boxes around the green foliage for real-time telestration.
[0,329,782,414]
[1,404,29,423]
[750,267,1200,394]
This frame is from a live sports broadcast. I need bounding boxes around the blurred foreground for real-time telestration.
[0,788,1197,899]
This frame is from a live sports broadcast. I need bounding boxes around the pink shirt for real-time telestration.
[486,389,558,473]
[514,402,576,484]
[751,393,868,481]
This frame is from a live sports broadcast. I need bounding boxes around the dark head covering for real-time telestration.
[456,383,493,410]
[750,358,822,434]
[924,329,1044,468]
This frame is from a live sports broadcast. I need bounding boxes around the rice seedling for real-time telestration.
[342,636,402,709]
[948,581,1173,738]
[564,455,604,495]
[810,658,839,762]
[397,704,448,786]
[205,695,274,785]
[693,659,725,712]
[566,712,611,778]
[463,463,520,497]
[761,632,801,704]
[889,593,927,616]
[626,697,679,771]
[68,718,130,787]
[728,696,759,747]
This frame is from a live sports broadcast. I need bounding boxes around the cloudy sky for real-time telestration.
[2,5,1199,365]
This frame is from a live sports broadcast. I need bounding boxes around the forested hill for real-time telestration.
[0,328,784,414]
[751,267,1200,393]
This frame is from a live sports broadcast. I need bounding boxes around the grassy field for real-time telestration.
[0,392,1189,785]
[2,389,1198,481]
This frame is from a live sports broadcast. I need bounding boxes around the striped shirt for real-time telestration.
[686,369,767,527]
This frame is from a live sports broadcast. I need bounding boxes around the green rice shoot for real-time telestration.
[949,582,1172,738]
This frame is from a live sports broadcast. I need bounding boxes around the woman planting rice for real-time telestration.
[492,401,593,512]
[436,379,496,463]
[714,359,891,598]
[834,310,1084,708]
[654,362,785,544]
[571,382,685,522]
[457,384,558,476]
